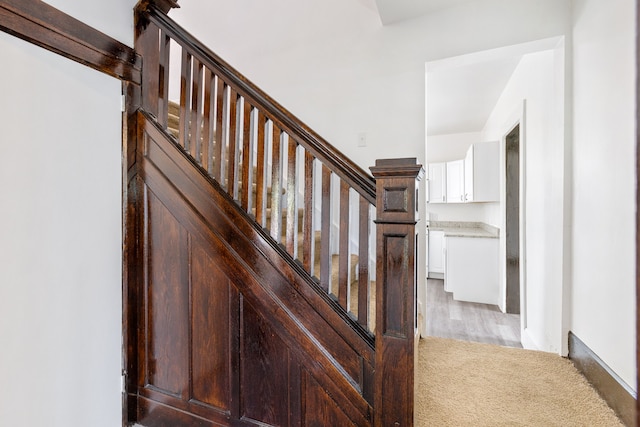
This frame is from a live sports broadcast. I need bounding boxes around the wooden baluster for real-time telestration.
[319,165,332,293]
[227,88,239,197]
[338,181,350,310]
[358,196,370,329]
[202,68,213,173]
[213,77,225,184]
[179,48,192,151]
[370,158,424,427]
[190,58,203,163]
[270,125,283,242]
[285,135,298,257]
[255,111,267,226]
[158,30,170,129]
[241,100,253,212]
[302,152,315,273]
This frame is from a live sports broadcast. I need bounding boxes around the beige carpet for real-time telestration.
[416,337,623,426]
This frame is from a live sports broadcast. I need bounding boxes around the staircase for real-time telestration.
[125,3,423,426]
[165,100,377,326]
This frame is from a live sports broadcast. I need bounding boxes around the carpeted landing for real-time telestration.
[415,337,623,426]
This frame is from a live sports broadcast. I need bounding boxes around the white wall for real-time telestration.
[0,1,134,424]
[480,46,566,353]
[571,0,636,391]
[43,0,135,46]
[427,203,491,223]
[427,132,482,163]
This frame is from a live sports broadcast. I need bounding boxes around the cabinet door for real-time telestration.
[446,236,499,305]
[446,159,464,203]
[464,146,474,202]
[428,230,444,275]
[428,163,446,203]
[466,141,500,202]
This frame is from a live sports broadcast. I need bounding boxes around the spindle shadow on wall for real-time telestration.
[125,2,423,426]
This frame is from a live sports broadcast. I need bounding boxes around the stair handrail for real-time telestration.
[140,5,376,205]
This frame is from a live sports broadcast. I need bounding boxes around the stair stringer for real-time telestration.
[132,111,374,426]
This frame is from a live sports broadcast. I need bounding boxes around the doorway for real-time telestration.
[505,124,520,314]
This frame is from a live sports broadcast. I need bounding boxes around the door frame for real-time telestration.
[498,101,528,339]
[504,123,521,315]
[635,2,639,425]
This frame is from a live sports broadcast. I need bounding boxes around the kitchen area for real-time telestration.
[427,141,500,306]
[425,139,521,347]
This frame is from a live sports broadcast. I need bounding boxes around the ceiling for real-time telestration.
[424,37,561,136]
[366,0,521,136]
[426,56,521,136]
[374,0,480,25]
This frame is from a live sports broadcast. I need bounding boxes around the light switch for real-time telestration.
[357,132,367,147]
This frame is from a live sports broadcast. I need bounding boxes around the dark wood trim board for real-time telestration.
[569,332,636,426]
[0,0,141,84]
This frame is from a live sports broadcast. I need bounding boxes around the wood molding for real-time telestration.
[568,332,636,426]
[136,0,180,15]
[0,0,141,84]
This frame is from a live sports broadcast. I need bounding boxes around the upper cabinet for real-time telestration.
[428,141,499,204]
[464,142,499,202]
[446,159,465,203]
[428,162,447,203]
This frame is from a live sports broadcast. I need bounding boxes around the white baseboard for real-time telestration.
[520,327,538,351]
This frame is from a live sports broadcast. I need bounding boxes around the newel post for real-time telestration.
[370,158,424,427]
[134,0,180,114]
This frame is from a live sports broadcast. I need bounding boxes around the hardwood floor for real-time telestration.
[426,278,522,348]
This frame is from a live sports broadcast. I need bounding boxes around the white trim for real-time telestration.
[521,327,539,351]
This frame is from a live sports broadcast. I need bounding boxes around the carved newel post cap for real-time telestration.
[136,0,180,15]
[370,158,424,224]
[369,157,424,179]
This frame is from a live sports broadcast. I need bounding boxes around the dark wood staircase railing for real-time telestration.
[127,2,424,426]
[139,4,380,334]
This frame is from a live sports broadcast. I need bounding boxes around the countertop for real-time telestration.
[427,221,499,238]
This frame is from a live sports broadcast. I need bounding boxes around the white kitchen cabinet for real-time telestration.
[445,236,499,305]
[428,229,445,278]
[446,159,465,203]
[428,162,446,203]
[464,142,499,202]
[428,141,498,204]
[464,147,474,201]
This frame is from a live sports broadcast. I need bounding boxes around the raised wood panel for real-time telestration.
[241,299,292,426]
[137,396,224,427]
[303,371,357,427]
[134,115,373,426]
[382,234,409,338]
[146,189,190,398]
[191,242,231,411]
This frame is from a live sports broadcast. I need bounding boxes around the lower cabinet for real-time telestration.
[445,236,499,305]
[427,230,445,278]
